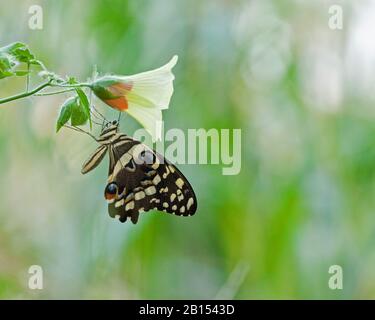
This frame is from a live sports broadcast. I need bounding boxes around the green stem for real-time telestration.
[0,81,52,105]
[26,62,30,92]
[35,88,76,96]
[51,83,92,89]
[0,81,93,105]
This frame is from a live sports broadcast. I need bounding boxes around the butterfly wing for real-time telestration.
[81,145,108,174]
[106,135,197,224]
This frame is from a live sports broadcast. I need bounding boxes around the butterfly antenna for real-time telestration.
[90,109,102,122]
[64,125,98,142]
[91,118,103,126]
[91,105,108,122]
[90,111,107,127]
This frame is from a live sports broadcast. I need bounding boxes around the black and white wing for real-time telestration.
[105,135,197,224]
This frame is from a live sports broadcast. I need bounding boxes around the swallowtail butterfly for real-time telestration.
[81,120,197,224]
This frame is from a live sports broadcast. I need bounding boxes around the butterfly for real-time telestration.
[80,120,197,224]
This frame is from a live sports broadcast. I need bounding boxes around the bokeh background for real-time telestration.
[0,0,373,299]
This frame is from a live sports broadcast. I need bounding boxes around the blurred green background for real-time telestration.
[0,0,373,299]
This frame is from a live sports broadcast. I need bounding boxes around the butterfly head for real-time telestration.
[98,120,119,141]
[102,119,119,132]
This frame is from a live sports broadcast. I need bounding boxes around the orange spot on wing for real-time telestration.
[105,192,116,200]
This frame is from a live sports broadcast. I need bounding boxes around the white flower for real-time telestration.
[91,55,178,141]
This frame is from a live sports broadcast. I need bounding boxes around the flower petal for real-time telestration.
[121,55,178,110]
[91,55,178,141]
[126,105,162,141]
[123,55,178,140]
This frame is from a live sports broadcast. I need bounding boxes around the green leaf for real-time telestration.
[14,70,30,76]
[63,78,92,129]
[11,47,34,64]
[76,88,92,129]
[0,42,38,79]
[56,97,75,132]
[0,42,25,54]
[67,76,78,85]
[1,42,35,64]
[0,53,16,79]
[56,94,91,132]
[0,70,13,79]
[71,97,89,126]
[30,59,45,68]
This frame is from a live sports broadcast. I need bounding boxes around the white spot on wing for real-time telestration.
[153,175,161,185]
[145,186,157,195]
[125,201,134,211]
[176,178,184,189]
[115,199,124,208]
[163,167,170,179]
[141,180,152,186]
[135,191,145,200]
[187,198,194,210]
